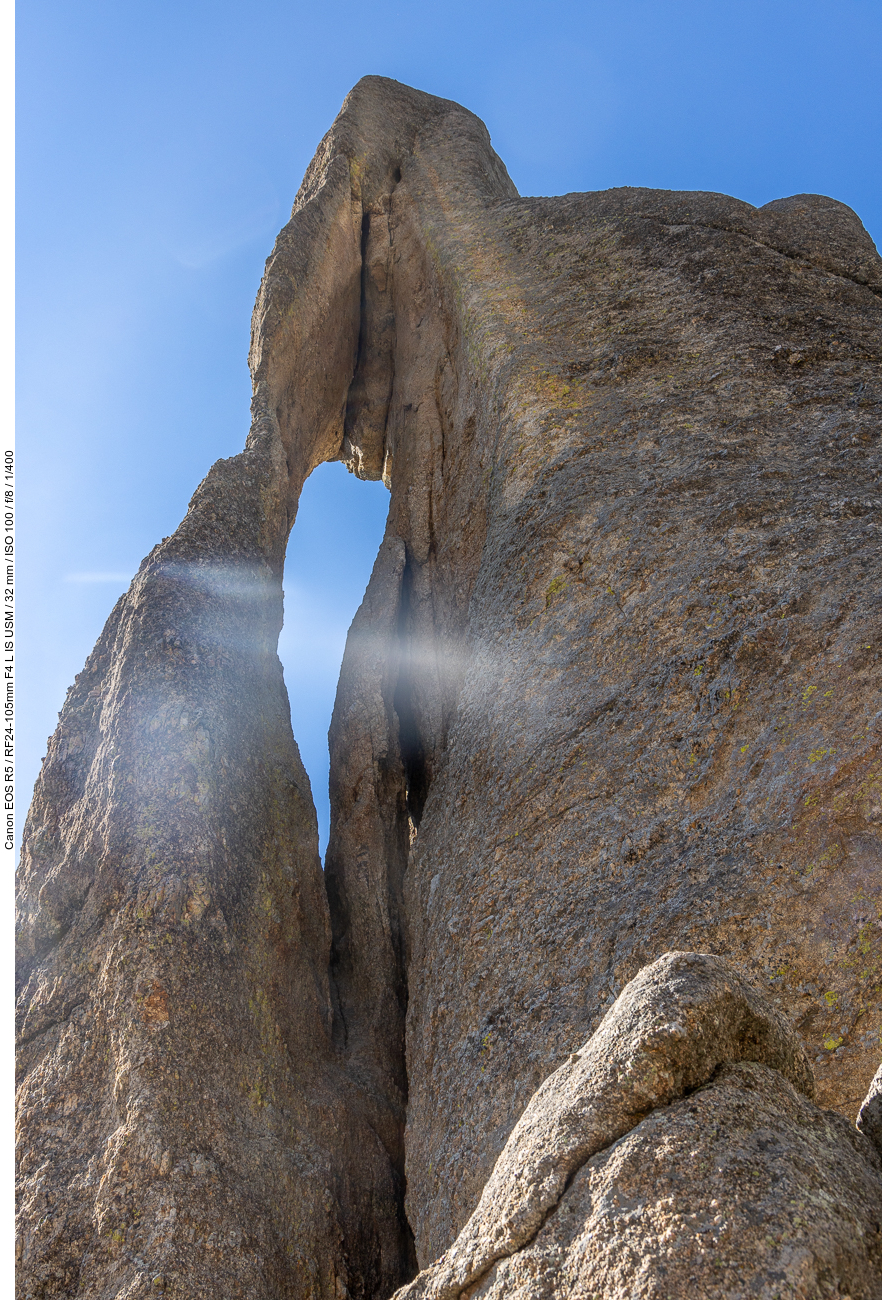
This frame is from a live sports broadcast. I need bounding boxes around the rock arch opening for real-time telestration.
[279,461,389,857]
[16,74,882,1300]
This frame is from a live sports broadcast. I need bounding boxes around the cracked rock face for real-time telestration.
[465,1060,882,1300]
[396,954,882,1300]
[16,76,882,1299]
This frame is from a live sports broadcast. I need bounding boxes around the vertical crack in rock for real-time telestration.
[324,533,412,1176]
[393,556,432,831]
[341,200,398,482]
[320,85,517,1274]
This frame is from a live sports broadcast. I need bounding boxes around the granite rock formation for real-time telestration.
[396,953,882,1300]
[16,77,882,1299]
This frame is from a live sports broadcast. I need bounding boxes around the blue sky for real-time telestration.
[17,0,882,856]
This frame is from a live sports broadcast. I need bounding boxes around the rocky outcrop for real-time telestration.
[449,1058,882,1300]
[16,77,882,1298]
[396,953,882,1300]
[14,384,411,1299]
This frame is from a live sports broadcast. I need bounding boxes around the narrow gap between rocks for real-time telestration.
[393,555,431,829]
[279,460,389,858]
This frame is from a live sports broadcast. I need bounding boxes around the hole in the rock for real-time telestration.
[280,461,389,859]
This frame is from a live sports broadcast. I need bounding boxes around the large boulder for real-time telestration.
[395,953,882,1300]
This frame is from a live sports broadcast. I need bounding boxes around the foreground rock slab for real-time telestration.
[395,953,882,1300]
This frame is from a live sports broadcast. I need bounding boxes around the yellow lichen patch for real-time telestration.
[544,575,567,608]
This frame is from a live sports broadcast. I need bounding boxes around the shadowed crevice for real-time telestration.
[393,559,432,831]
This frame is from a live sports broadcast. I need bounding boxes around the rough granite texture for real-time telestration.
[16,77,882,1299]
[464,1060,882,1300]
[395,953,882,1300]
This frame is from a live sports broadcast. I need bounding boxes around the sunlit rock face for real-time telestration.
[16,77,882,1299]
[394,954,882,1300]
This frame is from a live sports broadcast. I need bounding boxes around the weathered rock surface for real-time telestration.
[467,1061,882,1300]
[17,76,882,1298]
[383,178,882,1262]
[14,431,412,1299]
[395,953,882,1300]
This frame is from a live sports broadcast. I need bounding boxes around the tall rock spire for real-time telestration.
[17,77,882,1298]
[15,76,513,1300]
